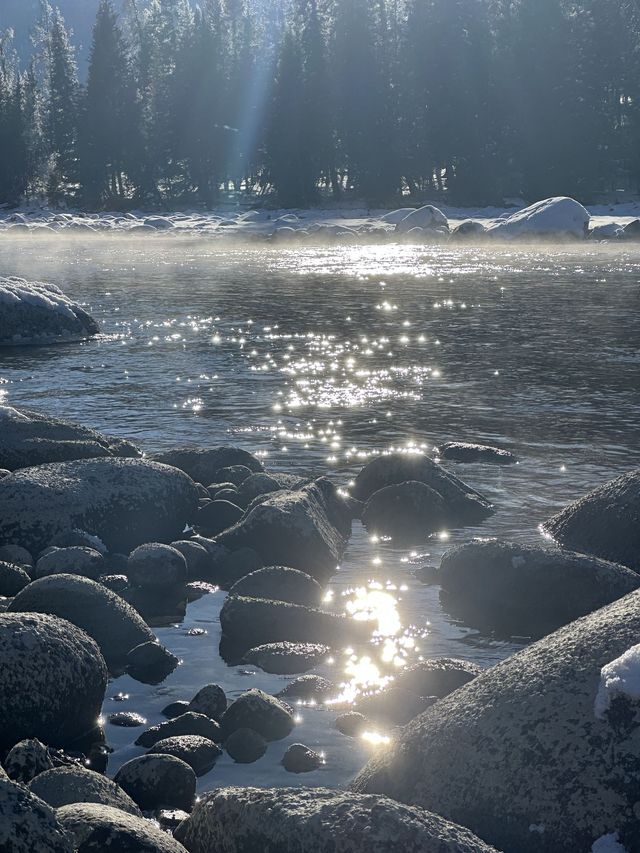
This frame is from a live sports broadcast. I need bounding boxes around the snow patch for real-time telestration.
[591,832,628,852]
[594,644,640,719]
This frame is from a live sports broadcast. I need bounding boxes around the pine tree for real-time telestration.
[45,8,79,204]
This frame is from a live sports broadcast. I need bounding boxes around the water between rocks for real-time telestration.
[0,236,639,793]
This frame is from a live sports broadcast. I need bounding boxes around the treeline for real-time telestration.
[1,0,639,210]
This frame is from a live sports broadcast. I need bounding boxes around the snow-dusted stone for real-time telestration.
[114,754,197,812]
[352,588,640,853]
[487,196,589,239]
[57,802,188,853]
[229,566,322,607]
[379,208,416,225]
[127,543,188,589]
[187,684,227,722]
[352,452,493,526]
[219,688,294,742]
[0,457,199,554]
[243,641,330,675]
[0,559,30,595]
[439,540,640,637]
[9,574,154,669]
[282,743,323,773]
[147,735,222,777]
[594,643,640,720]
[362,481,446,537]
[395,205,449,234]
[29,765,141,815]
[196,499,244,536]
[0,777,73,852]
[0,277,99,346]
[218,478,352,581]
[438,442,517,465]
[277,675,335,702]
[35,546,104,580]
[136,713,221,749]
[0,406,140,471]
[0,612,107,749]
[224,727,268,763]
[175,787,501,853]
[543,470,640,572]
[4,738,54,783]
[393,657,483,698]
[219,595,361,660]
[151,446,264,485]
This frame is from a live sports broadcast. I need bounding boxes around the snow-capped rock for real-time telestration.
[395,205,449,234]
[487,196,590,239]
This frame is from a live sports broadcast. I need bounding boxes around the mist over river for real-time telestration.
[1,236,639,792]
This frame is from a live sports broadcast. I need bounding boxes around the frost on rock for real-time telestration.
[487,197,590,239]
[0,277,99,345]
[592,833,628,852]
[395,205,449,234]
[594,644,640,719]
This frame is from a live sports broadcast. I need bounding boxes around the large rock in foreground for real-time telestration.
[0,777,73,852]
[175,787,501,853]
[0,405,139,471]
[0,612,107,749]
[487,197,589,239]
[0,457,199,554]
[543,469,640,572]
[0,277,99,346]
[352,589,640,853]
[218,478,352,580]
[57,802,188,853]
[439,539,640,637]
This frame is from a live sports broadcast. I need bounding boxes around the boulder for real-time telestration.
[235,472,282,506]
[352,453,493,526]
[9,574,154,669]
[4,738,54,783]
[0,777,73,852]
[151,447,263,485]
[0,612,107,749]
[114,754,197,812]
[0,457,199,554]
[29,765,141,814]
[277,675,335,702]
[453,220,487,238]
[109,712,147,728]
[352,589,640,853]
[0,543,33,567]
[174,787,501,853]
[57,802,188,852]
[0,405,139,471]
[187,684,227,722]
[0,559,30,595]
[243,642,330,675]
[335,712,369,737]
[127,544,188,589]
[127,641,179,683]
[48,529,107,553]
[136,713,221,749]
[0,277,99,346]
[229,566,323,607]
[438,442,517,465]
[393,658,483,698]
[282,743,323,773]
[438,540,640,636]
[487,197,589,239]
[219,689,294,741]
[224,728,267,764]
[543,469,640,571]
[216,465,252,486]
[218,478,352,581]
[170,540,212,579]
[362,481,446,537]
[213,547,263,588]
[147,735,222,777]
[35,546,104,580]
[395,205,449,234]
[196,500,244,537]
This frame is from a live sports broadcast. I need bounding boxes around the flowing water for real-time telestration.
[1,236,639,792]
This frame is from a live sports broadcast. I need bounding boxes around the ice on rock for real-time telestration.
[487,196,590,239]
[594,644,640,719]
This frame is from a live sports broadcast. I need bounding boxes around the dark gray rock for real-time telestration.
[57,802,188,852]
[136,713,221,749]
[127,544,188,589]
[243,642,330,675]
[0,776,73,852]
[0,457,199,554]
[211,487,238,503]
[47,529,107,553]
[0,405,139,471]
[543,469,640,571]
[35,546,104,580]
[229,566,323,607]
[218,478,352,582]
[352,453,493,525]
[439,539,640,636]
[214,547,263,588]
[224,728,267,764]
[277,675,336,702]
[196,500,244,537]
[162,701,191,719]
[622,218,640,239]
[147,735,222,777]
[219,595,362,660]
[393,658,483,699]
[438,442,517,465]
[0,543,33,567]
[4,738,54,783]
[452,220,487,238]
[219,689,294,742]
[235,472,282,506]
[29,765,141,814]
[174,787,501,853]
[0,278,99,347]
[0,612,107,749]
[352,588,640,853]
[151,447,263,485]
[362,481,446,537]
[0,559,30,595]
[335,712,369,737]
[170,540,211,580]
[100,573,129,593]
[216,465,252,486]
[114,754,197,812]
[187,684,227,722]
[126,641,179,684]
[9,574,154,669]
[282,743,323,773]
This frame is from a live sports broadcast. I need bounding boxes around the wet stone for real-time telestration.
[229,565,323,607]
[114,754,197,813]
[219,688,294,742]
[224,727,268,764]
[243,641,330,675]
[277,675,336,702]
[108,712,147,728]
[127,641,179,684]
[147,735,222,777]
[335,712,370,737]
[438,442,518,465]
[282,742,323,773]
[188,684,227,722]
[136,712,221,748]
[162,701,191,719]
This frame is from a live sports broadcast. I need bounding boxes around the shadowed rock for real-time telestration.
[29,765,141,814]
[151,446,263,485]
[438,442,517,465]
[229,566,323,607]
[57,802,188,852]
[224,728,267,764]
[0,777,73,852]
[114,754,197,812]
[147,735,222,777]
[219,689,294,742]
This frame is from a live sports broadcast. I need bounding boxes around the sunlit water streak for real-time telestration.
[1,237,639,790]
